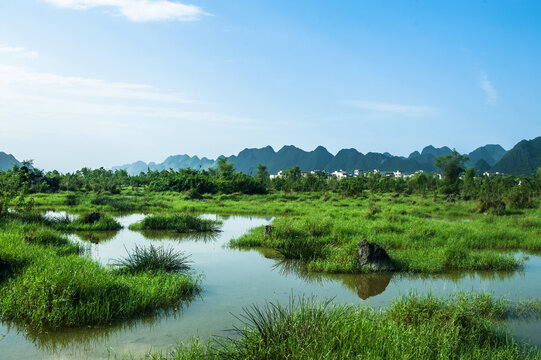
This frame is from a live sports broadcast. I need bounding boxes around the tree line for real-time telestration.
[1,153,540,217]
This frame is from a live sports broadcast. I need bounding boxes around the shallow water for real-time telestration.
[2,213,541,359]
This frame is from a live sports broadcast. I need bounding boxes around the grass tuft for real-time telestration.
[113,244,192,274]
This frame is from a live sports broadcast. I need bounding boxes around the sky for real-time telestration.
[0,0,540,172]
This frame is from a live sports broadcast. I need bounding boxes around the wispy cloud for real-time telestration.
[479,72,498,106]
[0,64,256,127]
[43,0,208,22]
[343,100,439,117]
[0,64,193,103]
[0,46,38,58]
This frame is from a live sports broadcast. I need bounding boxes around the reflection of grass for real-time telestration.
[4,302,193,354]
[75,230,119,243]
[139,230,218,242]
[144,292,541,360]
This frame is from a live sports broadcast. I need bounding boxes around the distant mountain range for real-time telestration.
[3,137,539,176]
[113,142,515,175]
[0,152,21,171]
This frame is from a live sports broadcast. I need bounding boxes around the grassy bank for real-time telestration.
[230,208,533,273]
[0,219,200,329]
[28,191,541,274]
[140,292,541,360]
[129,213,221,233]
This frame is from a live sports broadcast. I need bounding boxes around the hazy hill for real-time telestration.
[112,155,215,175]
[490,137,541,175]
[466,144,506,167]
[0,152,21,171]
[109,139,541,176]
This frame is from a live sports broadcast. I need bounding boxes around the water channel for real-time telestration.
[1,213,540,359]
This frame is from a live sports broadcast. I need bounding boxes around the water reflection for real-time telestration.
[0,299,195,354]
[268,254,522,301]
[137,230,219,242]
[271,258,393,300]
[75,230,119,244]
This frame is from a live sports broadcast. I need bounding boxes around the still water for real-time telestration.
[1,213,541,359]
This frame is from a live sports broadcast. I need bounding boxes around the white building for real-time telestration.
[331,170,349,179]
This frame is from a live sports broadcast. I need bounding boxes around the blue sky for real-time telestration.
[0,0,540,171]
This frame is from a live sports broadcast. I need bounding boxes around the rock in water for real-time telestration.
[86,212,101,224]
[263,225,274,235]
[357,239,395,271]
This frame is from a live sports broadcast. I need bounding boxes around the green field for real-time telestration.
[1,190,540,358]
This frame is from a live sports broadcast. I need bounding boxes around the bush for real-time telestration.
[477,196,506,215]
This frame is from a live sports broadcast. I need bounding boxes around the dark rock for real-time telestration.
[86,212,101,224]
[263,225,274,235]
[357,239,395,271]
[0,259,13,279]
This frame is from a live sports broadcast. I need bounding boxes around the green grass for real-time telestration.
[113,244,192,274]
[50,212,123,231]
[27,191,541,274]
[129,213,222,233]
[0,219,200,329]
[139,292,541,360]
[231,211,527,273]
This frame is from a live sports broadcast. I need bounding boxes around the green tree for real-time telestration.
[217,157,234,179]
[434,150,469,194]
[255,164,269,184]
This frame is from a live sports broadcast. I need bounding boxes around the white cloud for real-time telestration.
[43,0,207,22]
[0,46,38,58]
[343,100,439,117]
[480,72,498,106]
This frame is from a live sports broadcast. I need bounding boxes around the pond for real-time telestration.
[1,213,541,359]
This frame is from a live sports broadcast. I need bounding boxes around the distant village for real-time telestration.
[269,169,509,180]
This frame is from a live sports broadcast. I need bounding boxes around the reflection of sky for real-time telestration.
[2,213,541,359]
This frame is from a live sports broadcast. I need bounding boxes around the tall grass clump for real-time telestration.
[0,219,199,329]
[142,292,541,360]
[113,244,192,274]
[51,212,122,231]
[129,214,221,233]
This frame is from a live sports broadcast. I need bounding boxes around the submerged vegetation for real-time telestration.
[142,292,541,360]
[129,213,222,233]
